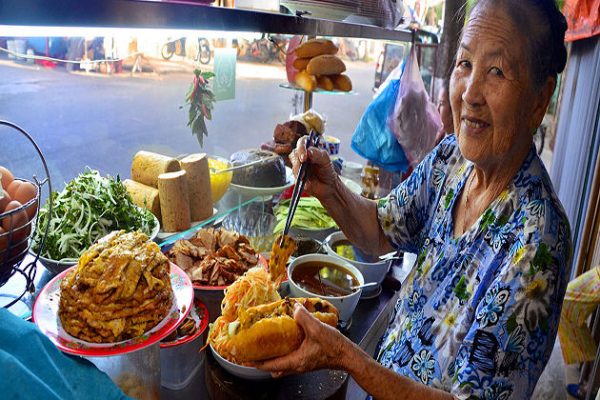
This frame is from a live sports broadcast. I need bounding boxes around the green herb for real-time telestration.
[32,169,157,260]
[183,69,216,147]
[273,197,337,233]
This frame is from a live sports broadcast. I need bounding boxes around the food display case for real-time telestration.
[0,1,428,398]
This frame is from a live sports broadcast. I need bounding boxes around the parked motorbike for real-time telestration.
[235,34,287,63]
[161,37,211,64]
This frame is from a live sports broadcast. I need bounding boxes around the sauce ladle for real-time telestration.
[350,282,378,291]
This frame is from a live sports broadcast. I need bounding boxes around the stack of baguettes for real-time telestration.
[293,38,352,93]
[58,230,173,343]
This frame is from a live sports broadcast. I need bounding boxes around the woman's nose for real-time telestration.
[462,74,485,107]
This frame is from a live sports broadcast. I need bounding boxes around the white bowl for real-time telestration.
[210,345,272,380]
[288,254,364,324]
[323,231,391,297]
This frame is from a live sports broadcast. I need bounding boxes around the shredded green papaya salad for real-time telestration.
[32,169,157,260]
[274,197,337,234]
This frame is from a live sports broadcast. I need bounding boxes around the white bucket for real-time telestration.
[7,40,16,59]
[14,39,27,60]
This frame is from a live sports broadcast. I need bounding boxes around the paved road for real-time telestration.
[0,58,376,190]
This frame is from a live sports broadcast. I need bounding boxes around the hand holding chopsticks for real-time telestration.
[281,130,321,243]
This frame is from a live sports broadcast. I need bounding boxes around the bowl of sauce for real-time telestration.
[324,231,392,297]
[288,254,364,324]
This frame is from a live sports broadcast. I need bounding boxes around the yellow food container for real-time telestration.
[208,156,232,203]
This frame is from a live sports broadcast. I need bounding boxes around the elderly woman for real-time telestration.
[257,0,572,398]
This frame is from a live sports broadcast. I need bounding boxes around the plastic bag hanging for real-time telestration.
[351,58,409,173]
[388,46,442,167]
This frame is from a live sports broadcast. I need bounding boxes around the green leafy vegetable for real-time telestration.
[273,197,337,234]
[32,169,157,260]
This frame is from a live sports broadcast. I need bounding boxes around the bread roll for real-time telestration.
[306,55,346,76]
[295,39,338,58]
[123,179,161,220]
[158,170,191,232]
[132,151,180,188]
[226,298,338,362]
[293,57,311,71]
[332,74,352,92]
[294,70,317,92]
[179,153,213,222]
[317,76,334,91]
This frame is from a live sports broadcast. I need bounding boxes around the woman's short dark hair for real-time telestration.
[473,0,568,89]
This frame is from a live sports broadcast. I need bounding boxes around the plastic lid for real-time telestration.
[344,161,363,173]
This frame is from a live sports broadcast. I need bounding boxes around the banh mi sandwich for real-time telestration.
[211,298,338,362]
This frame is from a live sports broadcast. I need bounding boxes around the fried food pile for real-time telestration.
[59,230,173,343]
[166,228,259,286]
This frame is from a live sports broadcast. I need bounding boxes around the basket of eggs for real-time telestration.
[0,121,52,293]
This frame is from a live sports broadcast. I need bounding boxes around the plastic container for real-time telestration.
[160,299,209,390]
[86,343,161,400]
[341,161,363,184]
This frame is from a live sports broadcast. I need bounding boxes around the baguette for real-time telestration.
[331,74,352,92]
[294,70,317,92]
[317,76,334,91]
[293,57,311,70]
[306,55,346,76]
[226,298,338,362]
[295,39,338,58]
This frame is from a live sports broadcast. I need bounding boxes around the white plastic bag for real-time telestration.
[388,46,442,167]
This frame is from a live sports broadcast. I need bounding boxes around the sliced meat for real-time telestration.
[172,253,194,271]
[218,229,239,248]
[216,245,241,261]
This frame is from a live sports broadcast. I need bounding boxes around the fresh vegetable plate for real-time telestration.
[230,167,294,197]
[31,169,159,261]
[32,262,194,357]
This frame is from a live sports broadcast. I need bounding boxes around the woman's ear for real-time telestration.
[530,77,556,132]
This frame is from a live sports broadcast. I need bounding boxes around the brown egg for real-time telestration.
[0,166,14,190]
[13,181,38,220]
[1,201,30,244]
[0,191,12,213]
[6,180,21,199]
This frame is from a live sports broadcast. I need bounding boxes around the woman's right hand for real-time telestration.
[290,135,340,200]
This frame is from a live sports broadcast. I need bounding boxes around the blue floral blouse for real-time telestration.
[375,135,571,399]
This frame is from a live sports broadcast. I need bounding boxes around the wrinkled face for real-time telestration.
[437,87,454,134]
[450,4,543,168]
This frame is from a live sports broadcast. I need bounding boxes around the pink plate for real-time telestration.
[32,262,194,357]
[160,298,209,348]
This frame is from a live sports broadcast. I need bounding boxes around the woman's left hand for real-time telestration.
[253,302,349,377]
